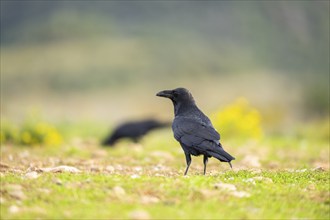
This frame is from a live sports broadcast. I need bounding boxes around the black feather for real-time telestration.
[157,88,235,175]
[102,119,169,146]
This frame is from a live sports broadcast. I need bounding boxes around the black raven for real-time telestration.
[156,88,235,175]
[102,119,169,146]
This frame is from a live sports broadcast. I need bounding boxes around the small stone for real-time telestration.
[231,191,251,198]
[214,182,237,191]
[141,195,160,204]
[130,174,140,179]
[37,188,51,194]
[129,210,150,220]
[9,190,26,200]
[53,178,62,185]
[9,205,20,213]
[243,178,256,185]
[0,196,6,204]
[295,169,307,173]
[113,186,126,196]
[115,165,123,171]
[38,165,81,173]
[153,164,169,171]
[7,184,26,200]
[313,167,325,172]
[134,166,142,172]
[26,166,36,172]
[90,166,101,172]
[25,171,40,179]
[105,165,115,172]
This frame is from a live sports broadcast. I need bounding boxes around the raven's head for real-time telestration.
[156,87,196,111]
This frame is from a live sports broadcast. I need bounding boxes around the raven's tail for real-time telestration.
[208,144,235,168]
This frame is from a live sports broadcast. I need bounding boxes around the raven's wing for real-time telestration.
[173,116,235,163]
[173,116,220,146]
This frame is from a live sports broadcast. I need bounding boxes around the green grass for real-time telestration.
[1,170,329,219]
[1,126,329,219]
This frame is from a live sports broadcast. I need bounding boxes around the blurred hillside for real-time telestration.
[1,1,329,128]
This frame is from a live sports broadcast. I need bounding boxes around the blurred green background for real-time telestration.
[1,1,329,136]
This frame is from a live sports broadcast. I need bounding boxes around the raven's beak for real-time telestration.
[156,90,173,98]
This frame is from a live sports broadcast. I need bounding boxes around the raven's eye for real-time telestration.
[173,92,179,98]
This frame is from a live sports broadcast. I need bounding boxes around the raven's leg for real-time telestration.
[203,155,208,175]
[184,153,191,176]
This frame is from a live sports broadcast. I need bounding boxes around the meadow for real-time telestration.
[1,105,329,219]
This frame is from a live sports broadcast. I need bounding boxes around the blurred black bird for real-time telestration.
[102,119,169,147]
[156,88,235,175]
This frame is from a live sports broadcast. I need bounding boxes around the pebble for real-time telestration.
[313,167,325,172]
[105,165,115,172]
[129,210,150,220]
[140,195,160,204]
[231,191,251,198]
[214,182,237,191]
[9,205,20,214]
[38,165,81,173]
[7,184,26,200]
[130,174,140,179]
[24,171,40,179]
[113,186,126,196]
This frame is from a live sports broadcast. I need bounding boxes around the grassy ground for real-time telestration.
[1,3,329,218]
[1,128,329,219]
